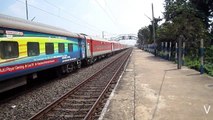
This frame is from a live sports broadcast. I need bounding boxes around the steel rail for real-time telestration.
[29,49,130,120]
[84,49,132,120]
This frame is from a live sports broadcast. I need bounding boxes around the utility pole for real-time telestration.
[178,35,183,69]
[152,3,156,56]
[200,39,204,74]
[25,0,29,20]
[102,31,104,39]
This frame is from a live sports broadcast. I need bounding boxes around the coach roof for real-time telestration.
[0,14,80,38]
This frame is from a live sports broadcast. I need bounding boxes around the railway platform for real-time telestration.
[100,48,213,120]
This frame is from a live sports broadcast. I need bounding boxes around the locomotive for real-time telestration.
[0,14,127,93]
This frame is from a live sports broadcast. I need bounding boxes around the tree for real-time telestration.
[190,0,213,29]
[137,27,151,47]
[162,0,208,41]
[156,22,176,42]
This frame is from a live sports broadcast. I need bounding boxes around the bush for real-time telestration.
[185,56,200,70]
[204,63,213,76]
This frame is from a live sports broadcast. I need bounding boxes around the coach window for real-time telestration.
[45,43,54,54]
[68,43,73,52]
[58,43,65,53]
[0,41,19,59]
[27,42,39,56]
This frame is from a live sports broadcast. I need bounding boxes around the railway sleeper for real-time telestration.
[78,89,103,93]
[46,113,85,119]
[72,92,101,96]
[83,87,105,90]
[107,88,113,92]
[84,85,106,88]
[104,94,110,98]
[66,98,97,102]
[45,114,75,119]
[53,108,90,113]
[64,99,95,104]
[94,115,100,120]
[60,102,93,108]
[47,109,89,118]
[69,95,99,99]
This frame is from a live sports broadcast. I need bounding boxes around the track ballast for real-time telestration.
[30,48,132,120]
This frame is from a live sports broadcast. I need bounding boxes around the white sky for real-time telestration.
[0,0,165,38]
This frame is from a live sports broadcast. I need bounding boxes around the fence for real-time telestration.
[141,41,213,75]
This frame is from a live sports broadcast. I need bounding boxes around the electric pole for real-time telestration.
[178,35,183,69]
[26,0,29,20]
[152,3,156,56]
[102,31,104,39]
[200,39,204,74]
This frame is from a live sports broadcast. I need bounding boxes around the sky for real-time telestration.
[0,0,165,38]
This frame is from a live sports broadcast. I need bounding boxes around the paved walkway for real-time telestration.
[100,48,213,120]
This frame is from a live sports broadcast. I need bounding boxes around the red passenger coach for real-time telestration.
[90,38,112,56]
[82,35,127,65]
[111,41,122,52]
[84,36,113,64]
[85,37,112,57]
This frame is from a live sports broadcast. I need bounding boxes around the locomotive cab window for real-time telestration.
[27,42,39,56]
[58,43,65,53]
[0,41,19,59]
[45,43,54,54]
[68,43,73,52]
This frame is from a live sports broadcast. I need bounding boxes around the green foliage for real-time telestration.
[138,0,213,76]
[203,46,213,76]
[137,27,151,45]
[185,56,200,70]
[137,16,162,46]
[204,63,213,76]
[156,22,176,42]
[161,0,208,42]
[185,56,213,76]
[190,0,213,30]
[204,46,213,63]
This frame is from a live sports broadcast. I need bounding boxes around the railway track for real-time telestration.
[30,48,132,120]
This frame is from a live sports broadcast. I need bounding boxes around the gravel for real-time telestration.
[39,52,128,119]
[0,51,126,120]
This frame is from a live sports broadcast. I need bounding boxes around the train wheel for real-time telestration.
[61,66,67,74]
[77,61,81,69]
[66,64,74,73]
[86,59,92,65]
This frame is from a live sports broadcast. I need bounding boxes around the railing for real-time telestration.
[140,42,213,75]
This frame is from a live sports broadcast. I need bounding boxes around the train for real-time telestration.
[0,14,127,93]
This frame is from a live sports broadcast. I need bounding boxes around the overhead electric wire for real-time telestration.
[94,0,121,31]
[43,0,120,38]
[16,0,101,33]
[43,0,103,32]
[43,0,58,10]
[94,0,117,25]
[43,0,121,38]
[104,0,119,26]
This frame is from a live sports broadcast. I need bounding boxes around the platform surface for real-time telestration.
[100,48,213,120]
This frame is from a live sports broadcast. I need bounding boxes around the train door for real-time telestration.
[86,39,93,58]
[78,38,86,59]
[90,39,93,57]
